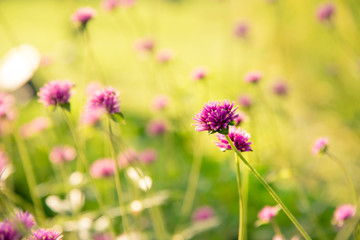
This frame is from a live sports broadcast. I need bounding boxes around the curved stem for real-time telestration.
[326,152,359,208]
[235,153,245,240]
[224,135,311,240]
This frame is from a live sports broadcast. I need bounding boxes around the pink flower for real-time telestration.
[118,149,138,168]
[134,38,154,53]
[333,204,356,228]
[191,67,207,81]
[139,149,157,164]
[49,145,77,164]
[316,2,335,22]
[192,206,215,222]
[215,126,252,152]
[272,80,288,96]
[234,22,249,38]
[20,117,51,138]
[238,94,252,108]
[273,235,284,240]
[71,7,96,25]
[234,111,248,126]
[0,92,15,119]
[258,206,279,223]
[86,87,121,115]
[90,159,115,178]
[156,49,173,63]
[38,80,74,108]
[101,0,118,11]
[118,0,136,7]
[146,120,167,137]
[312,137,329,155]
[244,71,262,84]
[152,95,169,111]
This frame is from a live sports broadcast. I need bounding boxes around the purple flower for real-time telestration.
[215,126,252,152]
[118,149,138,168]
[134,38,154,53]
[49,145,77,164]
[0,92,15,119]
[86,87,121,115]
[191,67,207,81]
[257,206,279,223]
[238,94,253,108]
[333,204,356,228]
[146,120,167,137]
[234,111,248,126]
[312,137,329,155]
[156,49,173,63]
[244,71,262,84]
[30,228,62,240]
[15,211,35,231]
[90,159,115,178]
[272,80,288,96]
[151,95,169,111]
[192,206,215,222]
[101,0,118,11]
[71,7,96,25]
[118,0,136,7]
[139,149,157,164]
[38,80,74,108]
[316,2,335,22]
[193,100,238,133]
[20,117,51,138]
[234,21,249,38]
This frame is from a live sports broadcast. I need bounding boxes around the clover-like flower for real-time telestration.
[215,126,252,152]
[38,80,74,108]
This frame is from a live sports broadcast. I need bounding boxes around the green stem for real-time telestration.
[235,153,245,240]
[14,133,45,224]
[224,135,311,240]
[241,166,249,240]
[107,119,131,236]
[326,152,359,208]
[271,219,283,237]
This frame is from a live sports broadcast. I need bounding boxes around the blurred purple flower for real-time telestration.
[316,2,335,22]
[16,211,35,231]
[238,94,253,108]
[38,80,74,108]
[152,95,169,111]
[312,137,329,155]
[215,126,252,152]
[333,204,356,228]
[71,7,96,25]
[20,117,51,138]
[193,100,238,133]
[244,71,262,84]
[0,92,15,119]
[139,149,157,164]
[30,228,62,240]
[134,38,154,53]
[0,221,19,240]
[101,0,118,11]
[146,120,167,136]
[86,87,120,115]
[90,159,115,178]
[257,206,279,223]
[156,49,173,63]
[118,149,138,168]
[49,145,77,164]
[191,67,207,81]
[234,21,249,38]
[272,80,288,96]
[192,206,215,222]
[119,0,136,7]
[234,111,248,126]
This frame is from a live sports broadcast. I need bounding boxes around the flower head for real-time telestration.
[333,204,356,228]
[86,87,120,115]
[192,206,215,222]
[272,80,288,96]
[156,49,173,63]
[31,228,62,240]
[101,0,118,11]
[234,111,248,126]
[118,0,136,7]
[90,159,115,178]
[146,120,167,137]
[72,7,96,26]
[191,67,207,81]
[193,100,238,133]
[152,95,169,111]
[0,221,19,240]
[258,206,279,223]
[234,22,249,38]
[49,145,76,164]
[118,149,138,168]
[139,149,157,164]
[244,71,262,84]
[0,92,15,119]
[312,137,329,155]
[15,211,35,231]
[38,80,74,108]
[134,38,154,53]
[215,126,252,152]
[20,117,51,138]
[316,2,335,22]
[238,94,253,108]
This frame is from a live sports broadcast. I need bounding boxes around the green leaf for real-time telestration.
[110,112,126,124]
[60,102,71,112]
[228,120,236,126]
[218,128,229,135]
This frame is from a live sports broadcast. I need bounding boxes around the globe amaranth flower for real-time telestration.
[101,0,118,11]
[118,149,138,168]
[38,80,74,108]
[86,87,121,115]
[316,2,335,22]
[238,94,253,108]
[215,126,252,152]
[20,117,51,138]
[139,149,157,164]
[312,137,329,155]
[234,21,249,38]
[146,120,167,137]
[30,228,62,240]
[333,204,356,228]
[90,159,115,178]
[0,92,15,119]
[152,95,169,111]
[193,100,238,134]
[156,49,173,63]
[134,38,154,53]
[244,71,262,84]
[191,67,207,81]
[71,7,96,26]
[272,80,288,96]
[258,206,279,223]
[192,206,215,222]
[234,111,248,126]
[0,220,19,240]
[49,145,77,164]
[15,211,35,232]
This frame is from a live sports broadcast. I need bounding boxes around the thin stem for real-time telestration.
[326,152,359,208]
[271,219,283,237]
[107,119,131,236]
[235,153,245,240]
[14,133,45,224]
[224,135,312,240]
[241,165,249,240]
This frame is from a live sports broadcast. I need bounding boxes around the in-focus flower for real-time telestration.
[134,38,154,53]
[257,206,279,223]
[193,100,238,134]
[152,95,169,111]
[316,2,335,22]
[101,0,118,11]
[333,204,356,228]
[30,228,62,240]
[0,92,15,119]
[191,67,207,81]
[215,126,252,152]
[192,206,215,222]
[49,145,77,164]
[0,221,19,240]
[20,117,51,138]
[146,120,167,136]
[139,149,157,164]
[234,111,248,126]
[38,80,74,108]
[238,94,253,108]
[0,149,9,176]
[156,49,173,63]
[234,21,249,38]
[272,80,288,96]
[312,137,329,155]
[244,71,262,84]
[90,159,115,178]
[118,149,138,168]
[86,87,121,115]
[71,7,96,27]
